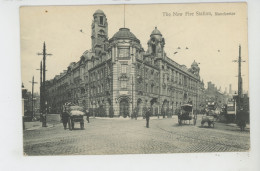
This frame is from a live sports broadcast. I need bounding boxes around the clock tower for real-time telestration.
[91,9,108,56]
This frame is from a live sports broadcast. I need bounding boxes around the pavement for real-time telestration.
[24,115,169,130]
[23,114,250,155]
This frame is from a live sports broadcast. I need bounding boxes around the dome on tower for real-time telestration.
[93,9,105,16]
[110,28,140,43]
[191,60,199,67]
[150,27,162,37]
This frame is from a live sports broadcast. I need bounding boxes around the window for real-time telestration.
[118,48,130,58]
[121,65,127,73]
[100,16,103,25]
[121,81,127,89]
[81,88,85,94]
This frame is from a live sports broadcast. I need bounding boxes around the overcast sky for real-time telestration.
[20,3,248,94]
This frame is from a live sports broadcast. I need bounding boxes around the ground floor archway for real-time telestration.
[120,99,130,118]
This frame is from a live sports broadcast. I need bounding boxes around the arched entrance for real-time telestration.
[162,99,168,118]
[137,98,142,117]
[120,99,129,118]
[150,98,158,116]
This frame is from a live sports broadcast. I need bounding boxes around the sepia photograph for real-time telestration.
[20,3,250,156]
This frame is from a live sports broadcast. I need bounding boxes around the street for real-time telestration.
[23,115,250,155]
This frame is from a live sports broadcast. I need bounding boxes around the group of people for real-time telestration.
[61,102,153,129]
[130,107,152,128]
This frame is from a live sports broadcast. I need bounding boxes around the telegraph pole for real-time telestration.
[232,45,245,110]
[131,53,134,119]
[37,42,52,127]
[36,61,47,114]
[29,76,37,119]
[131,75,134,118]
[36,61,42,114]
[37,42,52,114]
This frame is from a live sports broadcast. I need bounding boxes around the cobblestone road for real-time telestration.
[23,115,250,155]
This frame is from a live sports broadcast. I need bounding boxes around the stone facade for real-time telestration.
[45,9,204,117]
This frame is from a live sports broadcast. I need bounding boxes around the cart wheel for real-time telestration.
[68,118,72,130]
[178,119,182,125]
[193,118,197,125]
[71,121,74,130]
[201,120,204,127]
[80,123,84,130]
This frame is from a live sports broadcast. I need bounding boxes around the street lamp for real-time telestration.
[92,100,96,118]
[131,53,135,119]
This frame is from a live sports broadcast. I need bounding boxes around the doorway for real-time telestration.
[120,99,129,118]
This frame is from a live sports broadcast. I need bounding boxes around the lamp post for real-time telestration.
[195,62,200,114]
[29,76,37,120]
[131,53,135,119]
[92,100,96,118]
[37,42,52,127]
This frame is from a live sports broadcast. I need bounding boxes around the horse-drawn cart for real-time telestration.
[178,104,197,125]
[63,104,85,130]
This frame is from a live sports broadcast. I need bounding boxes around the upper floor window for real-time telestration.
[118,48,130,58]
[101,84,103,92]
[121,81,127,89]
[121,65,127,74]
[81,88,85,94]
[100,16,104,25]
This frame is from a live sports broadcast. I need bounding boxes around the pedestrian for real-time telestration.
[85,109,90,123]
[237,108,246,131]
[135,108,138,120]
[145,107,151,128]
[61,104,70,130]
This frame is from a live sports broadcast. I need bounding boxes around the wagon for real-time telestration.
[201,115,216,128]
[67,106,85,130]
[201,109,217,128]
[178,104,197,125]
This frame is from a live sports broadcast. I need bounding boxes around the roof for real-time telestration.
[110,28,139,42]
[93,9,105,16]
[150,27,162,36]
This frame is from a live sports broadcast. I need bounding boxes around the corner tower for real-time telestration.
[147,27,165,58]
[91,9,108,55]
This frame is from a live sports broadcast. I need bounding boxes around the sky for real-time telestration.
[20,3,248,94]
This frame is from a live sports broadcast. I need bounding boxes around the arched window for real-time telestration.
[81,88,85,94]
[99,16,104,25]
[151,84,154,93]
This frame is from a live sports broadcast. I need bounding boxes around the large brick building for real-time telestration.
[45,9,204,117]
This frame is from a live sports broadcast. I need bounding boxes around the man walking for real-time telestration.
[135,108,138,120]
[145,107,151,128]
[61,104,70,130]
[85,109,90,123]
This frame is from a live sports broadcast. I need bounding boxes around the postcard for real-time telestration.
[20,3,249,156]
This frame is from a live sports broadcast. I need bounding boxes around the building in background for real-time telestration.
[45,9,204,117]
[22,83,40,118]
[204,81,229,110]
